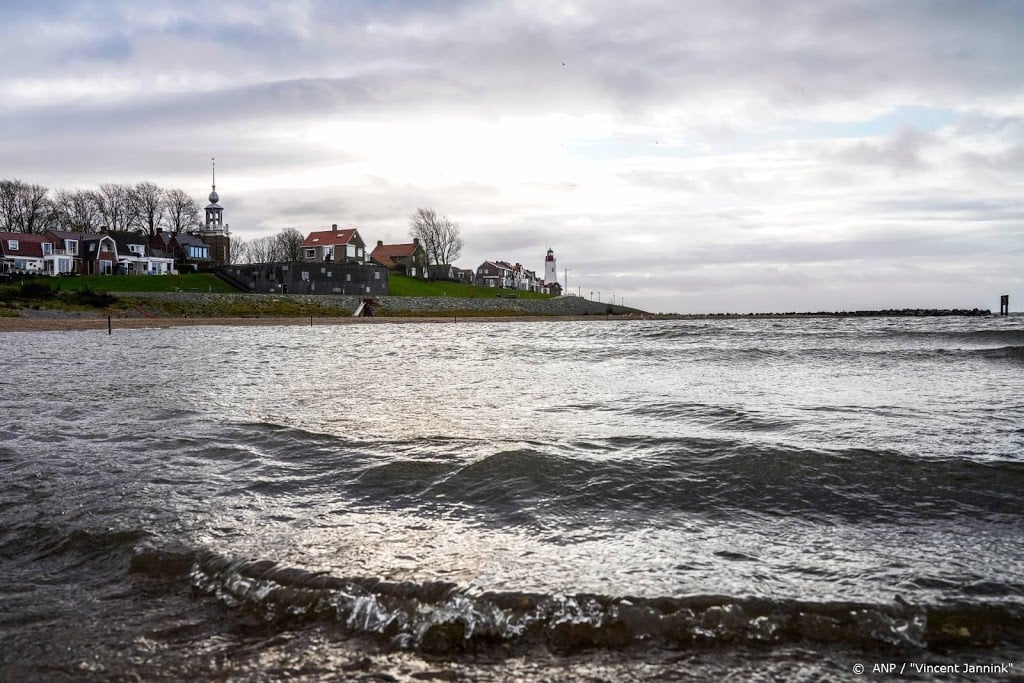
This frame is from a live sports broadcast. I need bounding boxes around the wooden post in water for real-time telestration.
[1000,295,1009,316]
[107,315,112,335]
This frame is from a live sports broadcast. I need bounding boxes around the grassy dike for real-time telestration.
[0,273,588,319]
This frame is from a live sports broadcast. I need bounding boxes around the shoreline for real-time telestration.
[0,308,1008,333]
[0,314,624,332]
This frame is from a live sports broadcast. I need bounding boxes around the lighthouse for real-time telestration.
[545,247,557,287]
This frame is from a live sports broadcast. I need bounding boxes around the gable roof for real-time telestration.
[303,228,360,248]
[370,242,421,268]
[172,233,206,248]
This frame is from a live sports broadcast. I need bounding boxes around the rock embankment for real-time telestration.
[118,292,644,317]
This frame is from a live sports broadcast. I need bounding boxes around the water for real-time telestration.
[1,316,1022,681]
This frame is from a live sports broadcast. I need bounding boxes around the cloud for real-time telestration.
[0,0,1021,312]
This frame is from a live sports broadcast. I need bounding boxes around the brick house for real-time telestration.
[302,225,367,264]
[370,238,429,278]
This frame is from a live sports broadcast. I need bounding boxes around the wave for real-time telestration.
[337,442,1024,524]
[970,345,1024,362]
[135,548,1023,655]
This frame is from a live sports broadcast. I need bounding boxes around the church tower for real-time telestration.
[200,157,231,266]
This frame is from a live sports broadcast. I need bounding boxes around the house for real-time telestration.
[302,224,367,264]
[370,239,429,278]
[510,263,544,293]
[105,230,175,275]
[79,234,120,275]
[0,232,54,275]
[28,230,119,276]
[44,230,87,274]
[151,229,210,272]
[475,260,516,289]
[426,263,457,281]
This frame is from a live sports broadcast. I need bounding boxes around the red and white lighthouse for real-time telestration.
[545,247,557,287]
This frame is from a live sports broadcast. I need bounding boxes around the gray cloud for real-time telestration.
[1,0,1021,312]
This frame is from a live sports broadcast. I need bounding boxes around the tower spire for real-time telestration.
[211,156,216,192]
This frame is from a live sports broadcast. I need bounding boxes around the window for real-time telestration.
[301,271,310,281]
[66,239,78,255]
[346,273,351,282]
[374,271,380,280]
[304,248,316,259]
[42,243,52,255]
[130,244,145,256]
[7,240,17,251]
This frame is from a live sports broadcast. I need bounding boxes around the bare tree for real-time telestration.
[409,208,464,265]
[95,183,139,232]
[52,188,103,233]
[275,227,305,263]
[164,188,200,234]
[229,236,251,264]
[0,179,23,231]
[131,181,166,237]
[0,179,52,233]
[247,235,281,264]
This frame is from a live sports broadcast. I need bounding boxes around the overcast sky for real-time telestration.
[2,1,1021,313]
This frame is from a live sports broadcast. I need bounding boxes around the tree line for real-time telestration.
[0,178,201,237]
[3,176,467,267]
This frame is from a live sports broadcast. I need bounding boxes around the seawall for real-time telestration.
[118,292,644,317]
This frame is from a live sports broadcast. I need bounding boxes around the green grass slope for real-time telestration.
[43,273,238,293]
[386,274,552,299]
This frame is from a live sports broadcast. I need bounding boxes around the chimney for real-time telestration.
[377,240,383,247]
[413,237,420,246]
[332,224,338,232]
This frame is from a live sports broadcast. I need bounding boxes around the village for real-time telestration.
[0,174,565,299]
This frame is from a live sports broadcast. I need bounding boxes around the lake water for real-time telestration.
[1,316,1022,681]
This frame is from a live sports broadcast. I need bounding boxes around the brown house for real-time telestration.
[370,238,429,278]
[302,225,367,264]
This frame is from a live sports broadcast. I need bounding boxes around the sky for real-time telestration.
[1,0,1021,314]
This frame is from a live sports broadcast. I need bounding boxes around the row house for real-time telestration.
[475,260,545,292]
[0,230,176,277]
[475,260,515,289]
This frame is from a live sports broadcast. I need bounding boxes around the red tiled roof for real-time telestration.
[303,229,359,247]
[370,242,421,269]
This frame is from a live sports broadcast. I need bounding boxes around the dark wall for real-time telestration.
[216,262,388,295]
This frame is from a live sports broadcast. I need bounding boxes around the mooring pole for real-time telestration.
[107,315,112,335]
[1000,294,1009,316]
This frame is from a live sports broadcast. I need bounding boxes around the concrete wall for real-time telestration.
[217,263,388,296]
